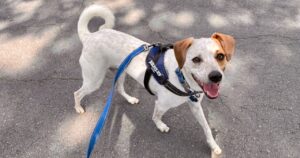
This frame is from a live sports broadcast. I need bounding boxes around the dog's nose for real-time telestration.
[208,71,222,83]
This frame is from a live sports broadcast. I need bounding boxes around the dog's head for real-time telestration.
[174,32,235,99]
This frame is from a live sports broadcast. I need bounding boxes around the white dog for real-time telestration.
[74,5,235,157]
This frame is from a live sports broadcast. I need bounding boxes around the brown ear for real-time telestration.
[174,37,194,69]
[211,32,235,61]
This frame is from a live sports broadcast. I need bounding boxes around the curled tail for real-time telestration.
[77,5,115,41]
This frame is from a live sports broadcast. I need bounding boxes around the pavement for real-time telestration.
[0,0,299,158]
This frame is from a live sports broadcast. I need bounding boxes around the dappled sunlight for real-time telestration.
[105,0,134,10]
[53,110,98,149]
[149,11,195,31]
[0,21,10,33]
[229,10,254,26]
[283,9,300,29]
[56,113,98,148]
[86,0,135,11]
[207,10,254,28]
[272,44,292,64]
[174,12,195,28]
[51,33,79,54]
[149,11,195,38]
[0,26,59,77]
[127,25,151,37]
[120,8,145,26]
[50,102,134,156]
[113,114,135,157]
[152,3,165,12]
[59,0,82,18]
[207,14,228,28]
[12,0,42,23]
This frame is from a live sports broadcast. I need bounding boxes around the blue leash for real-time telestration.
[86,44,149,158]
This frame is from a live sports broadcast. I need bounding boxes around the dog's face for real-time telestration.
[174,33,235,99]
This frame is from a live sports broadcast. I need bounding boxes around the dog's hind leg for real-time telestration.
[117,73,139,104]
[74,56,108,113]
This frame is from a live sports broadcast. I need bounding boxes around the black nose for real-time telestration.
[208,71,222,83]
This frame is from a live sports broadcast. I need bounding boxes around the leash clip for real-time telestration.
[143,44,152,51]
[143,44,149,51]
[194,91,202,98]
[143,43,162,52]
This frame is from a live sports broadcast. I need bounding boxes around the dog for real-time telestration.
[74,5,235,157]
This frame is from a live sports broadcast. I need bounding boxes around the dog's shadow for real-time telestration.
[91,75,211,158]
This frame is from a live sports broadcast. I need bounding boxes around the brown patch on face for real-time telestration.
[214,50,227,70]
[211,32,236,70]
[173,37,194,69]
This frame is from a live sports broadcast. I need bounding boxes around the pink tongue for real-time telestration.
[203,83,219,98]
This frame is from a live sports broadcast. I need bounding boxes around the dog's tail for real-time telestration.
[77,5,115,41]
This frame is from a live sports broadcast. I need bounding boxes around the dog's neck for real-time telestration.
[181,67,202,92]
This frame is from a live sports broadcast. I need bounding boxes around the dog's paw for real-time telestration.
[213,147,222,155]
[127,97,139,104]
[75,105,85,114]
[157,123,170,133]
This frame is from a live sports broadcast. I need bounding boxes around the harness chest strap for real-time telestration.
[143,44,202,101]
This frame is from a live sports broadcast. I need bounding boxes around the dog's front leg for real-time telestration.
[188,101,222,156]
[152,100,171,133]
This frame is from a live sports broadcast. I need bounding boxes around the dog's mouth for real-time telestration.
[192,74,220,99]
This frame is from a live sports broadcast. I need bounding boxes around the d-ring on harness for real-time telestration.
[86,43,201,158]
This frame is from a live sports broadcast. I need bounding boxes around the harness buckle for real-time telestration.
[143,43,162,52]
[194,92,201,98]
[143,44,150,51]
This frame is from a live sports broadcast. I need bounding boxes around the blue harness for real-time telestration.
[145,44,169,84]
[144,43,201,101]
[86,44,201,158]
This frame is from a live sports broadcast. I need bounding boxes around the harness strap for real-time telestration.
[144,44,201,99]
[175,68,202,101]
[164,81,193,96]
[144,43,172,95]
[144,69,154,95]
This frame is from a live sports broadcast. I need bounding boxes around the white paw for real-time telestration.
[157,123,170,133]
[211,146,222,158]
[75,105,85,114]
[214,147,222,155]
[127,97,139,104]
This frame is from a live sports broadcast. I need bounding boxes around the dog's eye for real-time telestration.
[216,54,225,61]
[192,57,202,63]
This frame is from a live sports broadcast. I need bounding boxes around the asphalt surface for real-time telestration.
[0,0,299,158]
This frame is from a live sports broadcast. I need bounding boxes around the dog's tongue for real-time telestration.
[203,83,219,99]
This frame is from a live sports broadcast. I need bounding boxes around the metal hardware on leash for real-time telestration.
[143,44,150,51]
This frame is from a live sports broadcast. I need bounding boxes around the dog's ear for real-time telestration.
[211,32,235,61]
[174,37,194,69]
